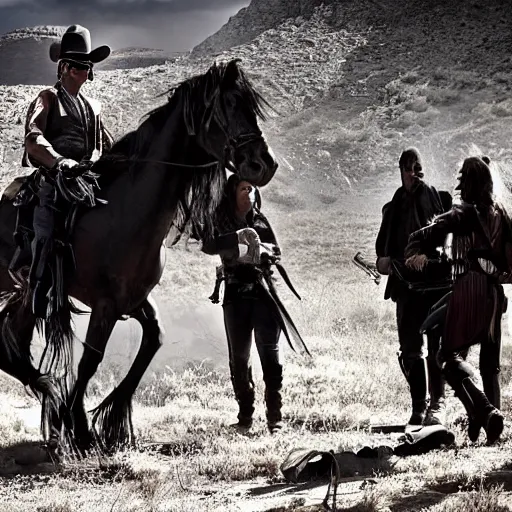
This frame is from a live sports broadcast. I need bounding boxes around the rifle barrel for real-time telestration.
[352,252,381,285]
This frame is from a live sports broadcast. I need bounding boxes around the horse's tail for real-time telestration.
[2,276,76,448]
[0,288,34,375]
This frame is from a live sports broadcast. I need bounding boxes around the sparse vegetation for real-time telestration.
[1,0,512,510]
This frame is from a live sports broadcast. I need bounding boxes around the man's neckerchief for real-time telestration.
[55,81,96,159]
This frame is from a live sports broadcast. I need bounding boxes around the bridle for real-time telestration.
[102,130,264,172]
[88,87,268,173]
[223,131,265,174]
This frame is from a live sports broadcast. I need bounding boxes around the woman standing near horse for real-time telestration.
[202,174,285,434]
[0,58,278,454]
[405,156,510,444]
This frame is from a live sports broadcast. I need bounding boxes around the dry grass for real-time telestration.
[1,164,512,511]
[3,173,512,511]
[2,8,512,512]
[1,260,511,511]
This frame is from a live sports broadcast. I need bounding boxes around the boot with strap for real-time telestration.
[444,361,503,444]
[460,377,503,445]
[399,354,429,427]
[425,332,447,426]
[264,365,284,434]
[230,365,255,430]
[265,387,283,434]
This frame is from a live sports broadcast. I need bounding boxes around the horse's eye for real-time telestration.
[225,96,236,110]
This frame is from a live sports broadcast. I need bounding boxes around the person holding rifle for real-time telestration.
[202,174,307,434]
[375,148,452,428]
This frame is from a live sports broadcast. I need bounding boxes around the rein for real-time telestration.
[111,158,220,169]
[105,132,264,172]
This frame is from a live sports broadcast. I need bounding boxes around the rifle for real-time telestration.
[208,243,310,356]
[352,252,381,285]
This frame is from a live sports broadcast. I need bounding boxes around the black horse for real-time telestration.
[0,59,278,452]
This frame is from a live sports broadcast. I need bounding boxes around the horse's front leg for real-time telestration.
[92,294,163,450]
[68,299,117,452]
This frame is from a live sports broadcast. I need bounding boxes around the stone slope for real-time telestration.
[192,0,324,55]
[188,0,512,198]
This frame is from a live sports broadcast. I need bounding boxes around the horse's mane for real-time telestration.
[95,59,270,241]
[107,59,269,161]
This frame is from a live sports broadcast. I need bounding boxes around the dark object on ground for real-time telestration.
[370,424,406,433]
[281,445,394,484]
[394,424,455,456]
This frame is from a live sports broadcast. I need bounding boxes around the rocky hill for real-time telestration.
[1,0,512,369]
[193,0,512,189]
[192,0,325,55]
[0,26,187,85]
[0,26,64,85]
[96,47,187,71]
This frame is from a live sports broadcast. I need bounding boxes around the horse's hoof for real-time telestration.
[46,438,62,463]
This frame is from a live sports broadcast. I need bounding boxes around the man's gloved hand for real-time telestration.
[54,157,80,175]
[376,256,391,275]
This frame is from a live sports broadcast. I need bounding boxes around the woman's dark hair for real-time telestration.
[219,174,262,215]
[223,173,242,213]
[459,156,493,208]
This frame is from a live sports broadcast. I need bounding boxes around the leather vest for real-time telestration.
[22,87,102,167]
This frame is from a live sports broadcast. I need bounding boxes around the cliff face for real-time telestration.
[192,0,326,55]
[193,0,512,61]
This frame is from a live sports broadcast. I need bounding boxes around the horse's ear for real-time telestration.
[223,59,242,86]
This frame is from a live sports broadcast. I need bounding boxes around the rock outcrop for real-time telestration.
[192,0,326,55]
[0,26,65,86]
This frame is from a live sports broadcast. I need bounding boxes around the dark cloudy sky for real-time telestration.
[0,0,250,51]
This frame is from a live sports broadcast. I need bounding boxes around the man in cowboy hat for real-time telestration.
[18,24,113,314]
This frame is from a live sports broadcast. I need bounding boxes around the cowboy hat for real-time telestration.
[49,25,110,64]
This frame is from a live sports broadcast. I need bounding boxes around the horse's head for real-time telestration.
[196,59,278,187]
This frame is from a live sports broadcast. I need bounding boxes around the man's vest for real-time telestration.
[22,85,103,168]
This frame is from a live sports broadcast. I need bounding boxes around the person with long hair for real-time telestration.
[405,156,510,444]
[202,174,285,433]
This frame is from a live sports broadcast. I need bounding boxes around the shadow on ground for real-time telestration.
[389,462,512,512]
[0,440,58,477]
